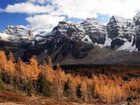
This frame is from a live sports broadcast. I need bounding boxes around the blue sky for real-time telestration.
[0,0,27,31]
[0,0,140,32]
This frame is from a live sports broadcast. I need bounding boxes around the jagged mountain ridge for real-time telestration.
[0,12,140,64]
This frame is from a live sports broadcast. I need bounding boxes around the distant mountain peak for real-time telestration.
[0,12,140,64]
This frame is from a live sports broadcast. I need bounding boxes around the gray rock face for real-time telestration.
[107,16,135,41]
[134,12,140,50]
[43,21,93,60]
[52,21,85,41]
[111,39,125,49]
[107,16,136,50]
[81,18,106,44]
[42,18,106,60]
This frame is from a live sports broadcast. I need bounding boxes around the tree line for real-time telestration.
[0,50,140,104]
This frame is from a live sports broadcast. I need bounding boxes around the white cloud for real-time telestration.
[3,0,140,18]
[4,2,54,14]
[50,0,140,19]
[24,0,140,21]
[2,0,140,19]
[26,14,65,32]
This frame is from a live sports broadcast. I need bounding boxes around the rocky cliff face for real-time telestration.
[0,13,140,64]
[107,16,136,49]
[41,21,93,61]
[81,18,106,44]
[107,16,135,40]
[134,12,140,50]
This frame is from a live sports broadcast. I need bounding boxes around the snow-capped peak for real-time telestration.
[1,12,140,52]
[0,25,33,42]
[133,12,140,21]
[4,25,30,36]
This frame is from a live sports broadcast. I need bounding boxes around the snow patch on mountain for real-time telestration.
[104,36,112,47]
[4,25,29,36]
[0,32,23,42]
[0,33,12,41]
[117,36,137,52]
[0,25,33,42]
[31,27,50,36]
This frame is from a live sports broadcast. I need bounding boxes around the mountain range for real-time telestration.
[0,12,140,65]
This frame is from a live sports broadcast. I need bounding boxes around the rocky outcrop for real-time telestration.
[107,16,135,41]
[51,21,85,40]
[111,39,125,49]
[43,21,93,61]
[81,18,106,44]
[107,16,136,49]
